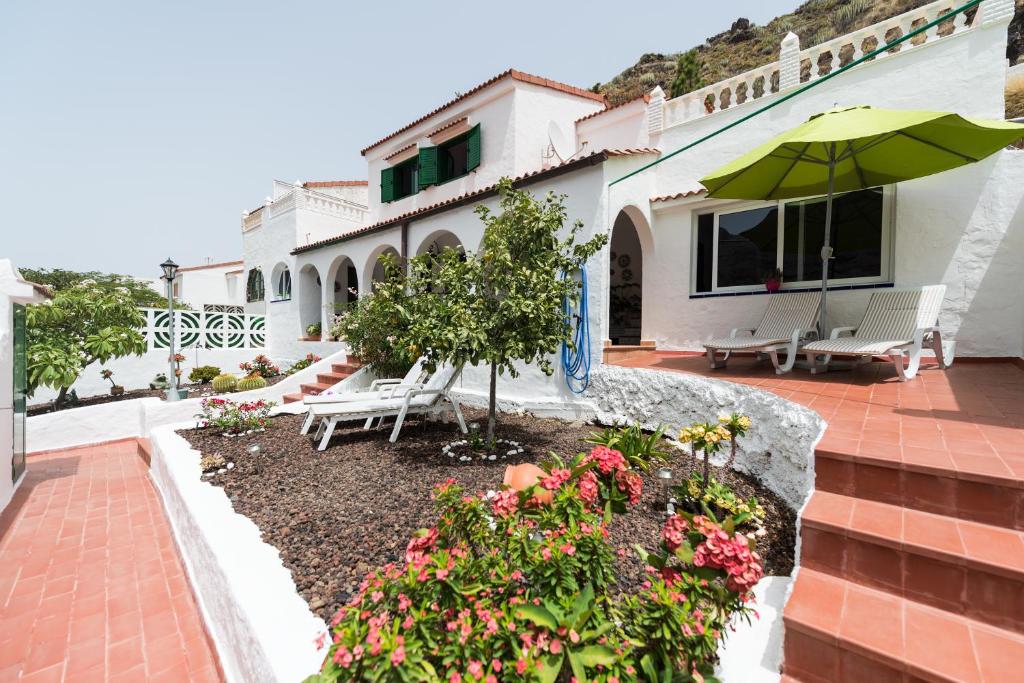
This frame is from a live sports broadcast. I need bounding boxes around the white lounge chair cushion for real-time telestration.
[310,394,434,417]
[704,336,792,350]
[704,291,820,352]
[802,337,909,355]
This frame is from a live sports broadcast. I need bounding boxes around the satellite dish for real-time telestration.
[547,121,571,163]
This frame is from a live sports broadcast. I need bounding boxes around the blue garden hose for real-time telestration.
[562,268,591,394]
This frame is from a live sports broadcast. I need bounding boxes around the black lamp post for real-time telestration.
[160,258,180,401]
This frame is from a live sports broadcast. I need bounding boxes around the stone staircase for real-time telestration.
[782,440,1024,681]
[282,360,361,404]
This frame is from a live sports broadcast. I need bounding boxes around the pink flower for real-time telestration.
[405,527,439,565]
[585,445,627,475]
[391,646,406,666]
[577,470,599,507]
[491,660,502,672]
[449,672,462,683]
[516,659,528,675]
[491,489,519,518]
[468,660,483,679]
[559,543,576,556]
[662,514,689,552]
[615,469,643,505]
[540,468,571,491]
[550,638,563,654]
[332,646,353,668]
[541,547,552,561]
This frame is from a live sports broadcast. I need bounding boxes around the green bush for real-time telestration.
[211,373,237,393]
[286,353,321,376]
[585,422,669,472]
[306,322,322,338]
[188,365,221,384]
[237,374,267,392]
[309,450,761,682]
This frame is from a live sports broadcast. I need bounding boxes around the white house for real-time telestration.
[244,0,1023,410]
[0,260,50,513]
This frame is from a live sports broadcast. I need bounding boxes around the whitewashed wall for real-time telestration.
[608,12,1024,357]
[175,264,245,309]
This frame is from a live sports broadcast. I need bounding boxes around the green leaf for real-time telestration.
[575,645,616,667]
[538,652,564,683]
[516,604,559,630]
[674,540,695,564]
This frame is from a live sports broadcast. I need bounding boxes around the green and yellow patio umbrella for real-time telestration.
[698,105,1024,334]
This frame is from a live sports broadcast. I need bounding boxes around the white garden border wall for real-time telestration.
[148,423,329,683]
[26,349,348,453]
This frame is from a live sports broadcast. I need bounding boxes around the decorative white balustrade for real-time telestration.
[242,209,263,231]
[662,0,988,129]
[141,308,266,350]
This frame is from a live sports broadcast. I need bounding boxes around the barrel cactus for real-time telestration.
[237,374,267,392]
[211,373,237,393]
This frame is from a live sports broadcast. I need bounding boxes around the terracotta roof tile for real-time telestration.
[426,116,468,140]
[361,69,607,156]
[301,180,368,188]
[177,260,244,272]
[384,143,418,162]
[293,150,619,255]
[651,187,708,202]
[575,94,651,124]
[604,148,660,157]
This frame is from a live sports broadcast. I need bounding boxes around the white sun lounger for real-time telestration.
[298,357,428,434]
[703,291,821,374]
[309,362,467,449]
[801,285,953,381]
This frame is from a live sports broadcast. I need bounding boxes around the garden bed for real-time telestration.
[27,375,288,416]
[177,408,795,624]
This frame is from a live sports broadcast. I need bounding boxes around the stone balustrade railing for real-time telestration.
[661,0,996,130]
[242,208,263,232]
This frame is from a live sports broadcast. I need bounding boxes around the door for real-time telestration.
[12,304,26,483]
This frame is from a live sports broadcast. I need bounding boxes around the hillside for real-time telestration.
[596,0,1024,117]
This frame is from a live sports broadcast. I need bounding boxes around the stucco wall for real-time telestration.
[609,20,1024,357]
[176,265,244,309]
[148,425,328,683]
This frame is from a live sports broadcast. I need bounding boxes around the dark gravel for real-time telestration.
[177,409,796,623]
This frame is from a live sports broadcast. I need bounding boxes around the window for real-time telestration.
[273,267,292,300]
[693,187,891,294]
[418,124,481,190]
[246,268,265,302]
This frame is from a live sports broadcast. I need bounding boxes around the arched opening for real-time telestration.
[328,255,358,315]
[270,262,291,301]
[298,264,322,338]
[245,268,265,303]
[369,246,401,291]
[414,230,464,258]
[608,210,645,346]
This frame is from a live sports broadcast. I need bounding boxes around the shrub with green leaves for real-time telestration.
[188,365,221,384]
[585,423,669,472]
[675,472,766,535]
[286,353,321,376]
[309,447,760,683]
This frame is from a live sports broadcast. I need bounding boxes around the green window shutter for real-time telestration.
[418,146,439,188]
[380,166,395,203]
[466,124,481,172]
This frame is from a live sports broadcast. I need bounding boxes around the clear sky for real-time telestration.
[1,0,797,277]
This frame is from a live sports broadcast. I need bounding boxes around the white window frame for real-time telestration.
[691,186,895,294]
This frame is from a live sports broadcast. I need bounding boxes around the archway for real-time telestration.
[414,229,464,258]
[329,255,358,314]
[608,209,646,346]
[298,264,322,338]
[270,262,291,301]
[368,246,401,291]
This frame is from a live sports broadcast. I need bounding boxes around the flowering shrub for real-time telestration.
[679,421,732,498]
[544,446,643,523]
[675,472,766,535]
[311,459,758,682]
[195,397,275,435]
[585,422,669,472]
[286,353,321,376]
[239,354,280,378]
[718,413,752,469]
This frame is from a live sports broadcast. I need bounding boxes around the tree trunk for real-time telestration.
[487,361,498,447]
[55,385,69,411]
[727,439,737,470]
[701,448,711,497]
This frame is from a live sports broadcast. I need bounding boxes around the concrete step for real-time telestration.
[282,392,303,404]
[813,442,1024,531]
[801,491,1024,634]
[783,568,1024,682]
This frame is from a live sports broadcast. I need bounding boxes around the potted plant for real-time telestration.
[764,267,783,293]
[101,368,124,396]
[305,322,322,340]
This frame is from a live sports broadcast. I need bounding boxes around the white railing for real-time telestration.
[242,209,263,232]
[302,189,369,223]
[663,0,985,128]
[141,308,266,350]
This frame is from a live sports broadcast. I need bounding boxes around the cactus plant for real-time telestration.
[212,373,237,393]
[236,374,267,392]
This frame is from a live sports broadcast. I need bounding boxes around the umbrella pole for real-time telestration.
[819,143,836,339]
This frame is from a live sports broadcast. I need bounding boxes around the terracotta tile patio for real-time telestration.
[611,352,1024,682]
[0,440,221,682]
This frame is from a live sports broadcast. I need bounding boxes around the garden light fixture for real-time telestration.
[654,467,675,515]
[247,443,263,474]
[160,258,181,401]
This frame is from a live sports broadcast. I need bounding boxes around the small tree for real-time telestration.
[20,267,189,309]
[670,49,704,98]
[407,179,607,445]
[26,280,147,408]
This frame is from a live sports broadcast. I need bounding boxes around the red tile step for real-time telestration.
[814,445,1024,531]
[783,568,1024,682]
[801,491,1024,634]
[282,359,362,404]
